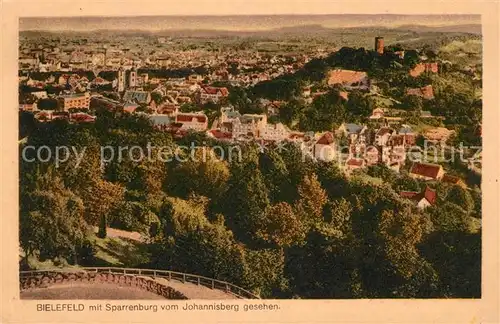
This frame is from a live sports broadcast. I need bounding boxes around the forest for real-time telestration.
[19,109,481,298]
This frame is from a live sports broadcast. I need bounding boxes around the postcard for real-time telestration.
[1,0,499,323]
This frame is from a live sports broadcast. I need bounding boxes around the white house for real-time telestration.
[314,132,336,162]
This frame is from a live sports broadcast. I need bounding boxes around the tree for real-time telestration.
[167,148,230,200]
[322,198,353,237]
[37,98,59,110]
[256,202,305,248]
[82,179,125,225]
[20,170,87,263]
[428,202,473,233]
[279,99,305,127]
[345,90,374,119]
[420,230,481,297]
[402,94,424,113]
[403,50,419,68]
[243,249,288,298]
[223,161,270,244]
[285,227,359,298]
[446,185,474,213]
[97,215,107,238]
[294,173,327,226]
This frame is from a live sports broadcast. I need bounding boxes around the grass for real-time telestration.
[353,173,384,185]
[90,233,151,268]
[21,231,151,270]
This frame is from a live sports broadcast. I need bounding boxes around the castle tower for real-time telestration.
[129,66,137,88]
[375,37,384,54]
[117,66,125,93]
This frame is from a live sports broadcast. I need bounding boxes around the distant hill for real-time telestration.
[20,24,482,38]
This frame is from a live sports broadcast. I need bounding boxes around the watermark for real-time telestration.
[20,140,482,169]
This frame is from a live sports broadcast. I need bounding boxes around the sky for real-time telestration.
[19,14,481,32]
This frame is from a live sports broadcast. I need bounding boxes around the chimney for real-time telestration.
[375,37,384,54]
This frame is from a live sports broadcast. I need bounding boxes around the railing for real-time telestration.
[20,267,260,299]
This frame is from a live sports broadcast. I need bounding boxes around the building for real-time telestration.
[364,146,380,165]
[122,90,151,105]
[57,92,91,111]
[175,112,208,131]
[375,37,384,54]
[338,123,368,144]
[199,86,229,104]
[313,132,336,162]
[327,69,370,90]
[117,67,126,92]
[400,186,437,210]
[346,158,365,172]
[409,162,445,181]
[369,108,385,120]
[374,127,394,146]
[261,123,290,142]
[129,67,137,88]
[409,63,439,77]
[232,114,267,139]
[406,85,434,100]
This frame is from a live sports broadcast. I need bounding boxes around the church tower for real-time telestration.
[129,65,137,88]
[117,66,125,93]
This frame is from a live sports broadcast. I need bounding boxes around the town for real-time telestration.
[19,33,481,210]
[18,18,482,300]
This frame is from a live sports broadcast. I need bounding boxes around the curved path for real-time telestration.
[20,267,259,300]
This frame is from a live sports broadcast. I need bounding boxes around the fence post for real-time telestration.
[225,283,229,292]
[168,272,172,280]
[197,277,200,286]
[153,270,156,278]
[182,273,186,283]
[211,280,214,289]
[138,269,142,275]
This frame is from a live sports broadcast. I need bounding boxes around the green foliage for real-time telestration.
[20,170,87,263]
[446,185,474,212]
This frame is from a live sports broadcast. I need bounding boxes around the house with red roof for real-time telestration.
[314,132,336,162]
[207,129,233,141]
[199,86,229,104]
[409,162,445,181]
[345,158,365,172]
[406,85,434,100]
[175,112,208,131]
[400,186,437,209]
[409,63,439,77]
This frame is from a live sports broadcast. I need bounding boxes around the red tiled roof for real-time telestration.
[176,114,207,123]
[201,86,229,96]
[328,69,368,86]
[389,134,415,146]
[410,63,438,77]
[209,129,233,139]
[316,132,335,145]
[347,158,364,166]
[410,162,442,179]
[400,186,437,205]
[406,85,434,100]
[400,191,419,199]
[422,186,437,204]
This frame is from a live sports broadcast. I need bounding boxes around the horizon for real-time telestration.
[19,14,481,32]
